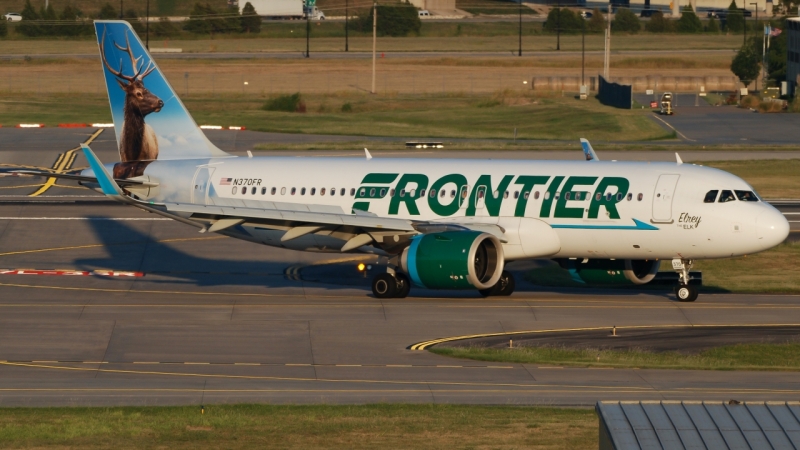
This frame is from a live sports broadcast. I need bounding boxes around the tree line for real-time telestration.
[6,1,260,38]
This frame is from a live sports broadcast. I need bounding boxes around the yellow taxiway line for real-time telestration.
[28,128,103,197]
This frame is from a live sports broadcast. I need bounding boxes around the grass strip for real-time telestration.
[430,343,800,371]
[0,404,596,449]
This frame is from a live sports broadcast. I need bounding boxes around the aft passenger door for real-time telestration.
[652,174,679,223]
[191,166,216,205]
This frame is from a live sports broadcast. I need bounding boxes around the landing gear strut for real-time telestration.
[672,258,698,302]
[479,270,515,297]
[372,272,411,299]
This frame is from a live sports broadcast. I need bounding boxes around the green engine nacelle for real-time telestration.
[401,231,504,290]
[557,258,660,285]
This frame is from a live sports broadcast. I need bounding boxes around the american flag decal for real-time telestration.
[220,178,232,185]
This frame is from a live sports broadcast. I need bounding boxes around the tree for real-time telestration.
[241,2,260,33]
[16,0,41,36]
[124,8,146,34]
[731,43,760,86]
[153,16,179,37]
[645,10,674,32]
[726,0,744,33]
[0,18,7,38]
[97,3,118,19]
[676,5,702,32]
[350,4,421,37]
[184,3,212,34]
[544,8,583,33]
[766,23,787,83]
[586,8,606,32]
[612,8,640,33]
[59,5,79,37]
[707,16,720,32]
[39,3,57,36]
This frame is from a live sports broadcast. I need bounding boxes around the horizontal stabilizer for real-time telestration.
[6,169,157,187]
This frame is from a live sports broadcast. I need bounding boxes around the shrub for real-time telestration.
[725,0,744,32]
[341,103,353,113]
[612,8,640,33]
[739,95,760,108]
[241,2,261,33]
[349,4,421,37]
[263,93,305,113]
[645,10,675,32]
[731,43,760,86]
[0,17,7,37]
[586,9,606,32]
[676,5,702,32]
[707,16,720,32]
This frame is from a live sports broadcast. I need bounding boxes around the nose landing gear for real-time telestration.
[672,258,698,302]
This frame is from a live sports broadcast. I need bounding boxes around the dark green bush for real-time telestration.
[676,5,702,32]
[725,0,744,32]
[0,19,7,38]
[586,9,606,33]
[184,3,241,35]
[341,103,353,113]
[263,93,306,113]
[645,10,675,32]
[241,2,261,33]
[544,8,583,33]
[612,8,640,33]
[349,4,421,37]
[707,16,720,32]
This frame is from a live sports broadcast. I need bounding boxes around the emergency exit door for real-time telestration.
[651,174,679,223]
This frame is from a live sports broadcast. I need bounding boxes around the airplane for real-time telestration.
[11,20,789,303]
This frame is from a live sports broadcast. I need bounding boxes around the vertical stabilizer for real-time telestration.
[94,20,229,163]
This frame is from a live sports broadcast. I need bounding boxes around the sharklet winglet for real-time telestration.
[80,144,124,197]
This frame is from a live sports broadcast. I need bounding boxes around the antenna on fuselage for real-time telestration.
[675,153,683,165]
[364,148,373,160]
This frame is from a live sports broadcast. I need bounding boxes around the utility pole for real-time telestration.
[750,2,757,91]
[306,5,310,58]
[371,3,377,94]
[518,0,522,56]
[145,0,150,50]
[582,17,585,87]
[604,2,611,79]
[119,0,123,19]
[345,0,349,51]
[556,0,561,51]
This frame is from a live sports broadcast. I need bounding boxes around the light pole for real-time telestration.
[345,0,349,51]
[306,6,310,58]
[119,0,123,19]
[145,0,149,50]
[556,0,561,51]
[518,0,522,56]
[750,1,757,91]
[582,16,585,88]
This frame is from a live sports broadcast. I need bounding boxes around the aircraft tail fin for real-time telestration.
[94,20,230,163]
[580,138,599,162]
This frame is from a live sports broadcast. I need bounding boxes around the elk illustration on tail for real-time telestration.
[100,30,163,166]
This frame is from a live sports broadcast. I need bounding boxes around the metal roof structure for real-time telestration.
[597,401,800,450]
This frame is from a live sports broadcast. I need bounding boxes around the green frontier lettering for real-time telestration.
[554,176,598,219]
[353,173,398,212]
[389,173,429,215]
[538,176,564,218]
[588,177,629,219]
[428,174,468,217]
[465,175,514,217]
[513,175,551,217]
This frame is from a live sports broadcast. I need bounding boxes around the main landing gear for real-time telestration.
[372,272,411,299]
[480,270,516,297]
[672,258,698,302]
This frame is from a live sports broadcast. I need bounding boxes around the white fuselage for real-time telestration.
[103,156,790,261]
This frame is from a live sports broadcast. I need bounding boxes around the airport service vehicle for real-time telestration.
[4,12,21,21]
[241,0,324,20]
[15,21,789,302]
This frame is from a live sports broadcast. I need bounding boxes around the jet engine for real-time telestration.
[400,231,504,290]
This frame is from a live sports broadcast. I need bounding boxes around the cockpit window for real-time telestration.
[718,190,736,203]
[735,190,759,202]
[703,190,718,203]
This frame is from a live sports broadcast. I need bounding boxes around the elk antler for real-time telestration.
[99,26,157,83]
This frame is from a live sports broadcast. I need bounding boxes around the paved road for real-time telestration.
[1,132,800,406]
[1,201,800,407]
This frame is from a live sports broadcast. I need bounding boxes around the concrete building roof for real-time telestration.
[596,401,800,450]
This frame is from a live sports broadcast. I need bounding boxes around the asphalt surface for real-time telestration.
[1,129,800,407]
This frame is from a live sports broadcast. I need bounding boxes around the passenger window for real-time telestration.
[627,193,632,201]
[615,193,622,201]
[350,188,355,196]
[735,190,759,202]
[331,188,335,196]
[534,191,540,200]
[271,187,276,195]
[281,187,286,195]
[369,188,376,197]
[514,191,519,199]
[359,188,366,197]
[605,193,612,201]
[524,191,530,200]
[251,187,256,195]
[565,192,571,200]
[400,190,406,197]
[410,189,416,197]
[301,188,306,195]
[311,188,316,196]
[637,193,643,201]
[504,191,509,199]
[390,189,396,197]
[232,187,237,195]
[450,190,456,198]
[478,190,485,199]
[430,189,436,198]
[703,190,718,203]
[341,188,346,196]
[261,187,266,195]
[242,188,247,196]
[441,190,446,198]
[595,193,601,201]
[554,192,560,200]
[718,190,736,203]
[320,188,326,196]
[493,190,499,198]
[544,191,550,200]
[380,188,386,197]
[420,189,426,197]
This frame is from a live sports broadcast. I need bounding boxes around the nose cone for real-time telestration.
[756,208,790,249]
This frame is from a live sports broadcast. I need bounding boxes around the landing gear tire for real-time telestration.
[479,271,516,297]
[395,273,411,299]
[372,273,397,299]
[674,284,698,302]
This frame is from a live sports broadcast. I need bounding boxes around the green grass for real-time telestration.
[0,404,596,449]
[430,343,800,370]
